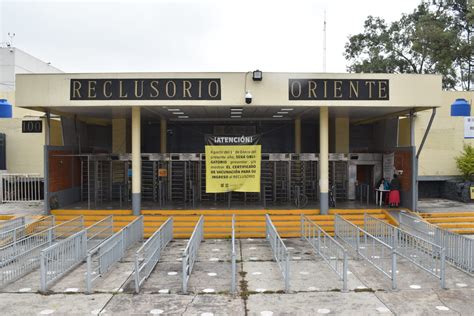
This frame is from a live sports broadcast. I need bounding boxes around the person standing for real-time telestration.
[389,174,401,207]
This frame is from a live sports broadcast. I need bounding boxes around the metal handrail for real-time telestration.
[0,216,83,287]
[231,214,237,294]
[133,217,173,293]
[0,216,26,233]
[335,214,397,290]
[182,215,204,294]
[265,214,290,293]
[399,212,473,275]
[85,216,143,294]
[301,215,348,291]
[0,216,55,246]
[364,214,446,288]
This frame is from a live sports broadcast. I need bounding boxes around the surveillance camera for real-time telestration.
[245,91,252,104]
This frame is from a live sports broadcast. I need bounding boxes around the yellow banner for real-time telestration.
[205,145,261,193]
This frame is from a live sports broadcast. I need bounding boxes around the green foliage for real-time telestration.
[455,144,474,180]
[344,0,473,90]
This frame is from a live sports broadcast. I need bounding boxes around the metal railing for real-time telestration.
[86,215,144,294]
[0,216,55,247]
[0,216,83,287]
[40,216,118,293]
[0,216,26,234]
[85,216,114,250]
[301,215,348,291]
[364,214,446,288]
[265,214,290,293]
[182,215,204,294]
[0,173,43,203]
[133,217,173,293]
[400,212,473,274]
[231,214,237,294]
[335,214,397,290]
[122,216,144,252]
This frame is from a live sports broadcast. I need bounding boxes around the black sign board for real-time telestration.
[205,135,261,145]
[22,120,43,133]
[289,79,389,100]
[70,78,221,101]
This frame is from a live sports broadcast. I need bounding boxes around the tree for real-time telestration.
[455,144,474,180]
[344,0,473,90]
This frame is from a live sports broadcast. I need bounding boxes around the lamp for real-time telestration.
[451,98,471,116]
[252,70,263,81]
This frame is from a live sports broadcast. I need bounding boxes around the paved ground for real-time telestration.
[0,201,473,315]
[418,198,474,213]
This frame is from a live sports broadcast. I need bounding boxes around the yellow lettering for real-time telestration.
[72,80,82,98]
[378,81,388,99]
[134,80,144,98]
[349,81,359,99]
[333,80,342,98]
[119,80,128,98]
[103,80,112,98]
[208,80,219,98]
[308,80,317,98]
[291,81,302,98]
[183,80,192,98]
[365,81,376,99]
[165,81,176,97]
[150,80,159,97]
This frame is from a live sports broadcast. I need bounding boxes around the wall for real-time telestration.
[0,118,45,175]
[416,91,474,177]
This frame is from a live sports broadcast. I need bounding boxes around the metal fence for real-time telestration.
[182,215,204,294]
[0,173,43,203]
[86,215,144,294]
[265,214,290,293]
[0,216,83,287]
[85,215,114,250]
[123,216,144,252]
[0,216,55,247]
[364,214,446,288]
[0,216,25,234]
[301,214,348,291]
[231,214,237,294]
[40,216,117,293]
[400,212,473,275]
[335,214,397,290]
[133,217,173,293]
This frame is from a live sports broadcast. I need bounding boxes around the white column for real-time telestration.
[320,107,329,214]
[132,107,141,215]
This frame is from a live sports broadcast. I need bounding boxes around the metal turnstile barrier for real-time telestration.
[182,215,204,294]
[301,215,348,291]
[335,214,397,290]
[133,217,173,293]
[400,212,473,275]
[265,214,290,293]
[364,214,446,288]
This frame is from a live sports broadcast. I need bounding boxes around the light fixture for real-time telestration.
[178,116,189,119]
[231,115,241,118]
[252,70,263,81]
[273,115,283,118]
[167,108,181,111]
[231,108,243,111]
[172,112,185,115]
[281,108,294,111]
[277,111,288,114]
[451,98,470,116]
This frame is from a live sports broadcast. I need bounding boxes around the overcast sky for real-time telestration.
[1,0,422,73]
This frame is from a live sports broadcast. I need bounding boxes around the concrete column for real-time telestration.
[335,117,349,153]
[132,107,141,216]
[294,117,301,154]
[319,107,329,214]
[160,118,167,153]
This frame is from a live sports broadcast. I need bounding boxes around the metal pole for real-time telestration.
[342,251,348,292]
